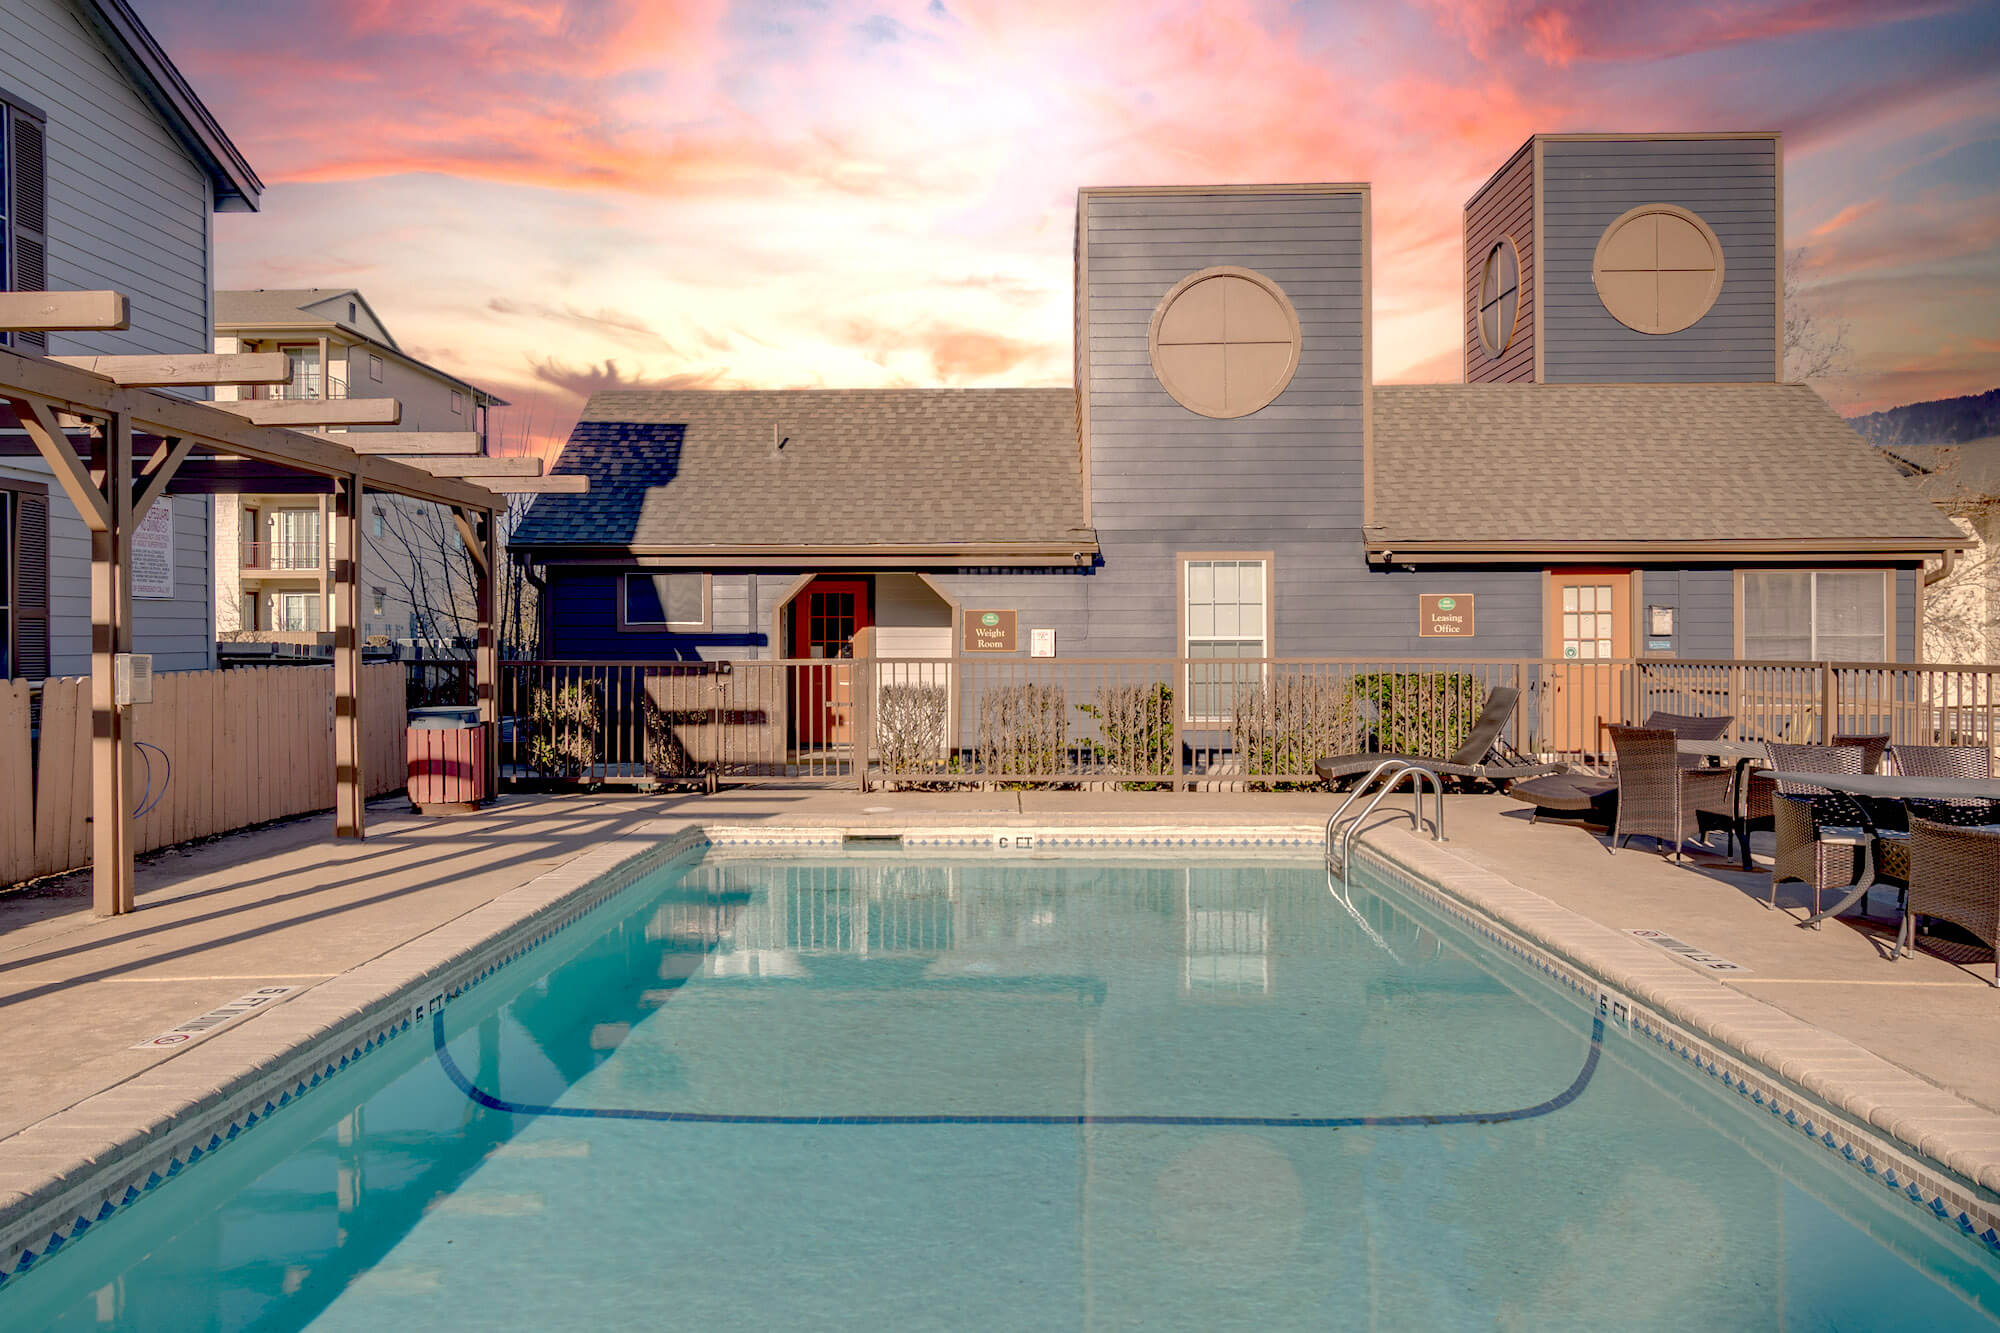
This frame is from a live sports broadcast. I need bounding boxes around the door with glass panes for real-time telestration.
[1543,571,1632,759]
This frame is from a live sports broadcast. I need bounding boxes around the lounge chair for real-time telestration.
[1314,685,1563,790]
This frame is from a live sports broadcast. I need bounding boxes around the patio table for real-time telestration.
[1678,738,1767,873]
[1759,770,2000,929]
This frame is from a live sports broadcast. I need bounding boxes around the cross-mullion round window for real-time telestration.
[1149,268,1301,419]
[1592,204,1725,335]
[1478,238,1521,357]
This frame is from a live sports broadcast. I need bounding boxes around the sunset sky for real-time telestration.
[146,0,2000,452]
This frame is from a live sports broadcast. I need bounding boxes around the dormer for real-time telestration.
[1464,132,1781,384]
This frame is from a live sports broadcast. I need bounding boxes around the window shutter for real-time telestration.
[8,111,49,353]
[14,493,50,680]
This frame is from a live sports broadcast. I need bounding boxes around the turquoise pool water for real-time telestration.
[8,850,2000,1330]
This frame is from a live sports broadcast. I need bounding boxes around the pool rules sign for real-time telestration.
[1419,594,1474,637]
[963,609,1018,652]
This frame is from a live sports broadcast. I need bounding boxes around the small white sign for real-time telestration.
[132,986,299,1050]
[1030,628,1056,659]
[131,500,174,599]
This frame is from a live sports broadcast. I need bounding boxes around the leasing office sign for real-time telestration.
[1418,594,1473,637]
[962,610,1018,652]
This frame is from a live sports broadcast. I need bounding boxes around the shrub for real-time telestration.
[1230,676,1366,778]
[1077,682,1176,785]
[976,683,1067,778]
[877,682,950,776]
[526,681,601,779]
[1350,671,1486,759]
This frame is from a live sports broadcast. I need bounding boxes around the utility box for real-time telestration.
[407,706,487,814]
[114,653,153,705]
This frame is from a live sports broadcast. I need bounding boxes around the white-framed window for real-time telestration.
[368,353,383,382]
[619,572,708,630]
[278,344,321,400]
[371,586,385,616]
[450,390,463,414]
[1741,570,1890,661]
[370,505,384,538]
[1184,556,1268,721]
[277,591,320,633]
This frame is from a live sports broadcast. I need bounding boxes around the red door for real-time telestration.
[792,579,871,748]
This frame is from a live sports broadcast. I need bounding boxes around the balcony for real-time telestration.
[241,540,321,572]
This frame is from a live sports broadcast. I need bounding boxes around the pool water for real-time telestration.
[8,851,2000,1330]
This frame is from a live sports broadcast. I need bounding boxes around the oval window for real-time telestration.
[1148,267,1302,418]
[1478,238,1521,356]
[1592,204,1726,335]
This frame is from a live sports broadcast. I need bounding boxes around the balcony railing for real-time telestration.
[246,375,349,403]
[240,539,321,571]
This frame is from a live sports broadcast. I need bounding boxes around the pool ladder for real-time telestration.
[1324,759,1444,878]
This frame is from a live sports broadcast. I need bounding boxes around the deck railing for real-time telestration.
[465,656,2000,791]
[239,539,321,571]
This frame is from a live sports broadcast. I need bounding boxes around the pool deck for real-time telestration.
[2,784,1997,1223]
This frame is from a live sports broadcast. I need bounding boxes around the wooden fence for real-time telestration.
[0,663,408,886]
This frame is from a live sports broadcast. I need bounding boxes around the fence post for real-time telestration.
[853,651,874,792]
[1820,661,1838,743]
[1172,659,1189,792]
[1515,659,1534,754]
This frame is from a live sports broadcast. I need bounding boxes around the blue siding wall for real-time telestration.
[1541,137,1779,383]
[545,569,763,661]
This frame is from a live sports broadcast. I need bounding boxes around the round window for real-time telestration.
[1148,267,1301,418]
[1477,238,1521,356]
[1592,204,1726,335]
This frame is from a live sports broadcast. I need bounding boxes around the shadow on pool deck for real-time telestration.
[0,784,1994,1152]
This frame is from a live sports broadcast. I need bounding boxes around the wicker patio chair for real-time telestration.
[1876,745,1998,886]
[1833,732,1890,775]
[1607,726,1735,863]
[1895,817,2000,987]
[1767,743,1867,914]
[1641,711,1733,746]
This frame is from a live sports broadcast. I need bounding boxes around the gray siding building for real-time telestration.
[1,0,262,678]
[513,132,1963,745]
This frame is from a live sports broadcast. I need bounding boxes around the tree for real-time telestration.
[1910,447,2000,663]
[1783,246,1851,387]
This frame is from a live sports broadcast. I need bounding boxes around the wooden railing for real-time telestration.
[486,656,2000,791]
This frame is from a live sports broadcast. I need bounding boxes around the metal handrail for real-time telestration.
[1323,757,1414,861]
[1326,763,1443,877]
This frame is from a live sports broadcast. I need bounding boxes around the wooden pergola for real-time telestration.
[0,291,583,916]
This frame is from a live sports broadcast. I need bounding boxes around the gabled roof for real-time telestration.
[76,0,262,210]
[511,388,1094,562]
[215,289,508,405]
[215,288,399,350]
[1368,382,1967,562]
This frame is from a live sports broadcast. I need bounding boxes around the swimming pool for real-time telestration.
[7,847,2000,1330]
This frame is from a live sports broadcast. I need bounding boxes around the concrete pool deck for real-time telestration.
[2,784,1997,1229]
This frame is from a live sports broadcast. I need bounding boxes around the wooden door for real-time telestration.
[1544,571,1632,759]
[792,579,871,749]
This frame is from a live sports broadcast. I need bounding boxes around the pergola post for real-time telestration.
[454,505,499,799]
[333,474,366,837]
[90,412,135,914]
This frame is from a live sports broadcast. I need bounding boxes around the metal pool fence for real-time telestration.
[469,656,2000,790]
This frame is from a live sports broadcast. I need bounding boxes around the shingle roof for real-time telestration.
[214,289,356,327]
[510,388,1091,554]
[1369,383,1966,556]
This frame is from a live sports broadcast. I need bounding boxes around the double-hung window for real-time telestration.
[1741,570,1890,661]
[1184,557,1269,721]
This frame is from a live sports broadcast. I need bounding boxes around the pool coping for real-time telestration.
[2,816,1997,1285]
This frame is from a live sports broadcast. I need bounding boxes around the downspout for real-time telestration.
[1923,549,1956,586]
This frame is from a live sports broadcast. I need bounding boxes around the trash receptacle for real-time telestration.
[407,706,487,813]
